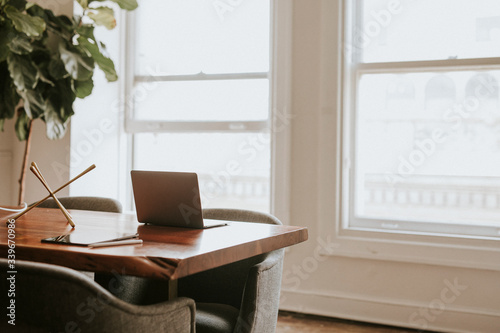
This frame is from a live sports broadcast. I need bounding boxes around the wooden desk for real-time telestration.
[0,208,308,280]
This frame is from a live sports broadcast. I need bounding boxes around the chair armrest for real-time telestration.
[235,249,285,333]
[178,253,268,309]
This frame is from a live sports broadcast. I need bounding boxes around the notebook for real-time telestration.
[41,230,139,246]
[131,170,228,229]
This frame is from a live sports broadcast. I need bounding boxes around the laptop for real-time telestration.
[131,170,228,229]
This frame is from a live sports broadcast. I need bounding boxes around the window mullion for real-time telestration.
[355,57,500,74]
[135,72,269,83]
[126,120,270,134]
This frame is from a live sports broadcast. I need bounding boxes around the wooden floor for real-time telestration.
[277,311,432,333]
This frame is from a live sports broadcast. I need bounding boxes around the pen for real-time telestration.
[89,239,143,248]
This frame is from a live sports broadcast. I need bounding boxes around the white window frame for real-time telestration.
[318,0,500,271]
[124,3,271,135]
[119,1,293,221]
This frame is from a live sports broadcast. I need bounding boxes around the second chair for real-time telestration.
[178,208,285,333]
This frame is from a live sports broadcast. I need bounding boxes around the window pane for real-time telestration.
[133,132,271,212]
[133,79,269,121]
[134,0,270,75]
[358,0,500,62]
[354,71,500,228]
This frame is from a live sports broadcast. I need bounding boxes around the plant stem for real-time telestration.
[18,119,34,206]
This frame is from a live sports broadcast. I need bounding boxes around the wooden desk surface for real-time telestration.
[0,208,308,280]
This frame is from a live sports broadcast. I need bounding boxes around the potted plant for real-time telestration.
[0,0,137,204]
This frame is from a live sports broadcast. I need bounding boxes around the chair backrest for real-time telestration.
[202,208,282,226]
[179,208,282,306]
[0,259,195,333]
[37,196,122,213]
[179,209,285,333]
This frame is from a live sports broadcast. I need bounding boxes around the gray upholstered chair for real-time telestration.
[0,259,195,333]
[37,196,123,213]
[178,208,285,333]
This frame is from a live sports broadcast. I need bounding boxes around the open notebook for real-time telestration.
[42,230,138,246]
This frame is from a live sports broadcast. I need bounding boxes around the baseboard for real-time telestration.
[279,289,500,333]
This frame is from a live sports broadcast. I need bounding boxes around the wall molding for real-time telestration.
[317,231,500,272]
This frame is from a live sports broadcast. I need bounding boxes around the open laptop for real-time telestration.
[131,170,228,229]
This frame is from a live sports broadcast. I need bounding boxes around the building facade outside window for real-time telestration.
[343,0,500,239]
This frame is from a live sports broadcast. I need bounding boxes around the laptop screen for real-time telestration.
[131,170,205,228]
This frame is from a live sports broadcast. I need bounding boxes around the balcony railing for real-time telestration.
[360,174,500,225]
[198,174,270,212]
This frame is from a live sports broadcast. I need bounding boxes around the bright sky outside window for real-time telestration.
[359,0,500,62]
[134,0,269,75]
[129,0,272,212]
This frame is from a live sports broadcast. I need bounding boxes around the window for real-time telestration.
[125,0,272,212]
[344,0,500,238]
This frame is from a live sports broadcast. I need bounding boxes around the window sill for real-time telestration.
[320,226,500,271]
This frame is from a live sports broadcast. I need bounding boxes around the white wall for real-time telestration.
[0,120,70,206]
[0,121,15,204]
[279,1,500,333]
[11,121,71,205]
[0,0,72,206]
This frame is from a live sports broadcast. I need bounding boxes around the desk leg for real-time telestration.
[168,279,178,300]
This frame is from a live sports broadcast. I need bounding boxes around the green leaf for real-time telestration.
[8,33,33,55]
[4,5,46,37]
[77,36,117,81]
[33,7,74,35]
[87,6,116,30]
[58,41,94,81]
[73,77,94,98]
[30,48,55,87]
[76,24,95,40]
[48,57,68,79]
[25,3,47,20]
[43,78,75,139]
[89,0,138,11]
[43,109,67,140]
[7,53,39,91]
[46,78,75,120]
[53,78,76,122]
[4,0,27,10]
[76,0,88,9]
[52,14,73,31]
[0,62,20,120]
[14,108,30,140]
[37,68,54,86]
[18,89,44,119]
[0,23,11,61]
[115,0,138,10]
